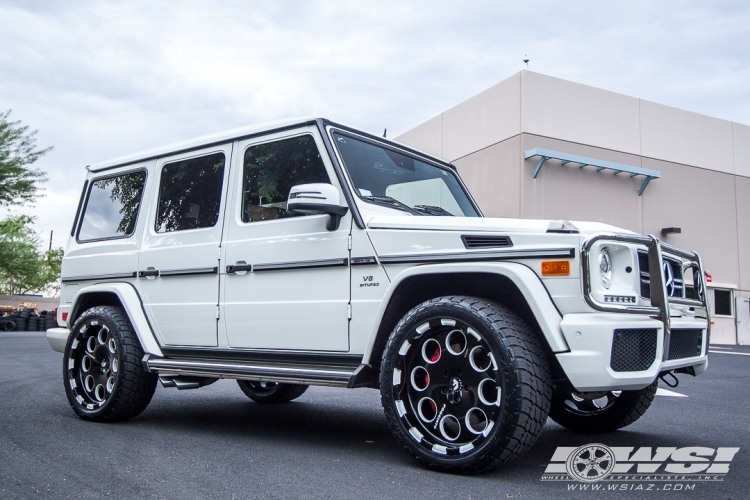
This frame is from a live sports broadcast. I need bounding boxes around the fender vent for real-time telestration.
[461,235,513,249]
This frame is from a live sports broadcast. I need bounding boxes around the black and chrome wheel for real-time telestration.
[380,296,552,474]
[63,306,157,422]
[549,381,657,433]
[237,380,309,403]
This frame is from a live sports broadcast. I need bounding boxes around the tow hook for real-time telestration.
[658,370,679,388]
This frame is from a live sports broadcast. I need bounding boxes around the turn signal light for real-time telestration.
[542,261,570,276]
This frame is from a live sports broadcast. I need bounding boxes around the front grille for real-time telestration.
[461,235,513,249]
[610,329,658,372]
[667,329,703,360]
[637,251,684,299]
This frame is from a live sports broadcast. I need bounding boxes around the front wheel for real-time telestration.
[380,296,552,474]
[548,381,658,433]
[63,306,157,422]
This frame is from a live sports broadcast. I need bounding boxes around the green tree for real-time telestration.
[0,109,50,206]
[0,215,62,295]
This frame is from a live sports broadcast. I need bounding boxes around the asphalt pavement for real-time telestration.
[1,332,748,500]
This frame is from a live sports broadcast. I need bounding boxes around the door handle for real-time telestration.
[226,262,251,274]
[139,268,160,278]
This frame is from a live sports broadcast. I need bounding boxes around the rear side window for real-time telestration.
[241,135,330,222]
[78,171,147,242]
[156,152,225,233]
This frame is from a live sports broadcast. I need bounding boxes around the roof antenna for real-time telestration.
[523,55,529,67]
[383,128,387,138]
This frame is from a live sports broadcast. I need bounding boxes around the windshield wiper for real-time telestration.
[413,205,454,216]
[361,196,422,215]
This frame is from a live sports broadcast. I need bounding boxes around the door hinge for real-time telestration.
[216,306,220,320]
[347,303,352,320]
[348,235,352,251]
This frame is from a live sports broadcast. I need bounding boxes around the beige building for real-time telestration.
[396,70,749,345]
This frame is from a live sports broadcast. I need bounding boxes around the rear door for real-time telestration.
[137,144,232,347]
[220,127,351,351]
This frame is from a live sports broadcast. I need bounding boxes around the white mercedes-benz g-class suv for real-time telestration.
[48,118,710,473]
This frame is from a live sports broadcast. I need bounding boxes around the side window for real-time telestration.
[241,135,330,222]
[156,152,225,233]
[78,171,147,242]
[714,289,733,316]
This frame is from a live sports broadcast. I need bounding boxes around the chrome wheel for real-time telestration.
[392,317,503,456]
[66,319,120,410]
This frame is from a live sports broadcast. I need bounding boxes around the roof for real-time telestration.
[87,116,320,172]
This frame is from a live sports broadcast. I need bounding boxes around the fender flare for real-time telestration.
[361,262,569,365]
[68,282,163,357]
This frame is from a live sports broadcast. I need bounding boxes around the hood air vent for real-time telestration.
[461,235,513,249]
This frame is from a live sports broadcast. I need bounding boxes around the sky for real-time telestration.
[1,0,749,250]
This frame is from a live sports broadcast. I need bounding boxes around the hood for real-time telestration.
[366,215,636,236]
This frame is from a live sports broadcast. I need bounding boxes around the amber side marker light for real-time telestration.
[542,261,570,276]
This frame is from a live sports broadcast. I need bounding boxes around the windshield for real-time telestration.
[332,132,479,217]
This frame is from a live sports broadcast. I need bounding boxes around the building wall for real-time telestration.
[396,70,749,344]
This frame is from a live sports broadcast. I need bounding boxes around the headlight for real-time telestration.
[599,248,612,289]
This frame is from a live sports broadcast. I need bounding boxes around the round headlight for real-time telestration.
[599,248,612,289]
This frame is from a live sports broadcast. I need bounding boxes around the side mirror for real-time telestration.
[288,184,349,231]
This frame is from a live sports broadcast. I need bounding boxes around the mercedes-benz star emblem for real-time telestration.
[663,261,675,296]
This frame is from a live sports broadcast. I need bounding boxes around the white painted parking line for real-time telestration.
[656,388,688,397]
[709,346,733,350]
[709,350,750,356]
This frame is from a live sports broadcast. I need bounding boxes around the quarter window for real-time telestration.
[78,171,147,242]
[156,153,225,233]
[241,135,330,222]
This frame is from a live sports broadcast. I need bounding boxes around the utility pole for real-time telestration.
[49,230,53,251]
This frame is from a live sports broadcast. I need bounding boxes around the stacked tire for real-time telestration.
[1,308,58,332]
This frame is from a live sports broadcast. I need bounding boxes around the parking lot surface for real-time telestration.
[1,332,748,499]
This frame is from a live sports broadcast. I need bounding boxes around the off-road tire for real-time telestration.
[237,380,309,403]
[63,306,157,422]
[380,296,552,474]
[549,380,658,433]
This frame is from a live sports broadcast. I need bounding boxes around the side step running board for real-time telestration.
[146,355,363,388]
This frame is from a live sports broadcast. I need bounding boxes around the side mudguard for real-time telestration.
[361,262,569,365]
[68,282,163,357]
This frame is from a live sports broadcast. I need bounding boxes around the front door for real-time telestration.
[737,297,750,345]
[138,144,232,347]
[221,128,351,351]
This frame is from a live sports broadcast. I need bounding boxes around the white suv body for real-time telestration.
[48,118,710,473]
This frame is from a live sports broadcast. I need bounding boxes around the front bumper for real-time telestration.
[556,313,708,391]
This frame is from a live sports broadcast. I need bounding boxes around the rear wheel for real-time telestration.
[548,381,657,433]
[63,306,157,422]
[380,296,552,474]
[237,380,309,403]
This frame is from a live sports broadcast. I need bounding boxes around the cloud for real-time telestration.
[0,0,748,248]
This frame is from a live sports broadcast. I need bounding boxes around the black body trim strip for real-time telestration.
[62,272,137,283]
[160,347,363,368]
[70,180,88,237]
[350,256,378,266]
[377,247,575,265]
[315,119,366,229]
[253,258,349,272]
[158,267,219,277]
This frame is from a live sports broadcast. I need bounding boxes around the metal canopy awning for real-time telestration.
[524,148,661,196]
